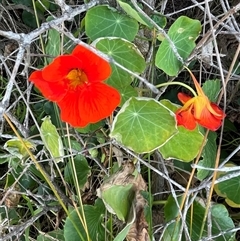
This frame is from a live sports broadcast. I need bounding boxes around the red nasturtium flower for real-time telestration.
[29,45,121,127]
[175,71,226,131]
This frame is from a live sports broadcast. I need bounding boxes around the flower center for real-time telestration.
[67,69,88,88]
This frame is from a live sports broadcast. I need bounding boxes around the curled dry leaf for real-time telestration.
[3,184,21,208]
[127,172,150,241]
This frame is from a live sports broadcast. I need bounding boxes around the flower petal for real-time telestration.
[57,82,120,127]
[195,104,225,131]
[29,70,67,101]
[187,68,206,97]
[206,102,226,119]
[72,45,111,82]
[79,82,120,123]
[42,55,83,82]
[178,92,192,104]
[192,96,208,120]
[57,90,89,127]
[176,107,197,130]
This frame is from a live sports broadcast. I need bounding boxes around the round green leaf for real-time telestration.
[159,126,204,162]
[110,97,177,153]
[95,37,146,74]
[119,85,138,106]
[107,64,133,89]
[155,16,201,76]
[95,38,145,105]
[85,5,139,41]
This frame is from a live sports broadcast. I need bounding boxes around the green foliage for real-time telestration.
[1,0,236,240]
[11,0,32,6]
[159,100,204,162]
[4,139,36,159]
[45,17,61,63]
[155,16,201,76]
[95,37,145,105]
[76,121,104,133]
[64,154,91,188]
[22,10,38,28]
[164,195,235,241]
[35,0,50,13]
[37,230,65,241]
[159,125,204,162]
[202,79,221,102]
[64,199,106,241]
[110,97,177,153]
[215,163,240,208]
[101,184,134,221]
[95,37,146,74]
[117,0,153,27]
[197,131,217,180]
[40,116,64,163]
[85,5,139,41]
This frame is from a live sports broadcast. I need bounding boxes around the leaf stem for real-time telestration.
[155,81,197,97]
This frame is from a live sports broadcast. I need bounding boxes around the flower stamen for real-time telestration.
[67,69,88,88]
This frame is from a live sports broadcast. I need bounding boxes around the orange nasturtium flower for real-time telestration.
[175,71,226,131]
[29,45,121,127]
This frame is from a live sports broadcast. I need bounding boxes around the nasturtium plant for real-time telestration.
[110,97,177,153]
[155,16,201,76]
[214,163,240,208]
[85,5,139,41]
[64,199,106,241]
[164,195,235,241]
[94,37,146,74]
[1,0,233,239]
[159,100,204,162]
[175,69,225,131]
[94,37,145,105]
[29,45,121,128]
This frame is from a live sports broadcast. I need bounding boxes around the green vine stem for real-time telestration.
[155,81,197,97]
